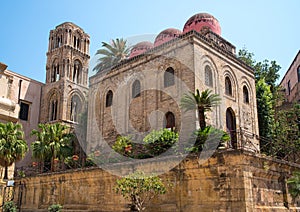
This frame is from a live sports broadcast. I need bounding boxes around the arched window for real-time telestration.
[164,67,175,87]
[51,60,60,83]
[106,90,113,107]
[73,60,82,84]
[226,108,237,149]
[70,95,81,122]
[49,95,58,121]
[225,77,232,96]
[132,80,141,98]
[165,112,175,130]
[204,65,213,87]
[243,86,249,104]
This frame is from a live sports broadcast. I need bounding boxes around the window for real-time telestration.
[204,65,213,87]
[73,60,82,84]
[70,95,81,122]
[106,90,113,107]
[50,99,58,121]
[287,80,291,95]
[243,86,249,104]
[225,77,232,96]
[19,102,30,121]
[132,80,141,98]
[165,112,175,130]
[298,66,300,83]
[164,67,175,87]
[51,61,60,83]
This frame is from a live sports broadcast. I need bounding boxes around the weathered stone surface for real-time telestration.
[14,151,300,211]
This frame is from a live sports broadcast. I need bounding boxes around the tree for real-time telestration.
[270,103,300,161]
[287,171,300,200]
[93,38,130,72]
[31,123,73,172]
[180,89,221,130]
[115,171,167,211]
[256,78,275,149]
[31,128,49,173]
[0,122,28,179]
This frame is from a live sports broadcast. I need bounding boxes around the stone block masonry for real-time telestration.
[14,150,300,211]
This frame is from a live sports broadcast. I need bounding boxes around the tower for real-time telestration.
[40,22,90,124]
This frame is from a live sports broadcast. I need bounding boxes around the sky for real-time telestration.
[0,0,299,83]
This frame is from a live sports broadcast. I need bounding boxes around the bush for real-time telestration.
[143,129,178,156]
[3,201,17,212]
[48,204,62,212]
[112,135,133,156]
[115,171,167,211]
[186,126,230,153]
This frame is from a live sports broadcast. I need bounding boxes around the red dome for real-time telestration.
[129,41,154,58]
[183,13,221,35]
[154,28,182,47]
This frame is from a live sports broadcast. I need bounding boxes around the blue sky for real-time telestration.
[0,0,299,83]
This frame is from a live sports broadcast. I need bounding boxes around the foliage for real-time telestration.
[256,78,275,146]
[31,123,73,172]
[115,171,167,211]
[48,204,62,212]
[267,103,300,161]
[112,135,133,156]
[180,89,221,130]
[3,201,17,212]
[0,122,28,179]
[287,171,300,200]
[238,47,281,93]
[93,38,130,72]
[186,126,230,153]
[143,129,178,156]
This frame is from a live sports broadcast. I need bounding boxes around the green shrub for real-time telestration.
[3,201,17,212]
[143,129,178,156]
[186,126,230,153]
[112,135,133,156]
[48,204,62,212]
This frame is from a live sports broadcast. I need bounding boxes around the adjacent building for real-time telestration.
[280,50,300,103]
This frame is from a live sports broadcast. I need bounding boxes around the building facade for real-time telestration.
[0,22,90,183]
[280,50,300,103]
[87,13,260,154]
[0,63,43,181]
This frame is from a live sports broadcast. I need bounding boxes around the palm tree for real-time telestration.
[180,89,221,130]
[93,38,130,72]
[31,123,73,172]
[31,124,50,173]
[47,123,73,171]
[0,122,28,179]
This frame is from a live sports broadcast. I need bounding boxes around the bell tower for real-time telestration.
[40,22,90,124]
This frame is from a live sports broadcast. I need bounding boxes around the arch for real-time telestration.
[51,59,60,82]
[48,91,60,121]
[226,108,237,149]
[73,59,82,84]
[106,90,113,107]
[70,94,82,122]
[132,80,141,98]
[165,112,175,130]
[225,76,232,96]
[164,67,175,87]
[204,65,213,87]
[243,85,250,104]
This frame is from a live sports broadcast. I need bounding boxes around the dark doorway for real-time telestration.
[226,108,237,149]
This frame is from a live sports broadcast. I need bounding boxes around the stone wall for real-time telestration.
[14,151,300,211]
